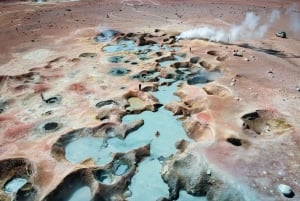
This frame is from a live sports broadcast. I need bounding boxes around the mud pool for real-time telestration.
[103,39,178,54]
[65,80,200,200]
[4,178,27,194]
[63,31,223,200]
[65,82,189,162]
[1,1,300,201]
[68,187,91,201]
[0,29,225,201]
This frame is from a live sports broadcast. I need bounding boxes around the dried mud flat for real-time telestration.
[0,0,300,201]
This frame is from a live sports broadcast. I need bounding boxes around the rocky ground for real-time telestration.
[0,0,299,201]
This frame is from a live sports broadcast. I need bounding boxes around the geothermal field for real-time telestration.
[0,0,300,201]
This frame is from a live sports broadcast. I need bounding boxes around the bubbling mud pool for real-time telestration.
[62,30,223,200]
[0,29,224,201]
[65,82,192,199]
[65,82,215,200]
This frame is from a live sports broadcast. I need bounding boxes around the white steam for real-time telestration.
[286,3,300,33]
[178,10,280,42]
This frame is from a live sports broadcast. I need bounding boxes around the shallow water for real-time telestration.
[178,191,208,201]
[94,30,120,43]
[67,186,91,201]
[94,170,115,185]
[64,36,219,199]
[4,177,27,194]
[121,83,187,159]
[114,164,129,176]
[65,81,185,163]
[158,55,185,67]
[65,136,113,165]
[103,40,160,53]
[65,81,201,199]
[128,158,169,200]
[103,40,178,55]
[124,82,192,200]
[109,67,131,76]
[150,82,180,104]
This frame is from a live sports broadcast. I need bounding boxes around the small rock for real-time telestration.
[278,184,295,198]
[230,78,236,86]
[296,86,300,92]
[157,156,167,164]
[235,97,241,101]
[123,190,132,198]
[175,139,189,152]
[276,31,287,38]
[233,50,243,57]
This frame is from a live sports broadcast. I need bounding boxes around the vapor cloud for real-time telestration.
[177,10,280,42]
[286,3,300,33]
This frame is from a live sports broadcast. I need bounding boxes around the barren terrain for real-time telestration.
[0,0,299,201]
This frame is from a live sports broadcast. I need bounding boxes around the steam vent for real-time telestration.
[0,0,300,200]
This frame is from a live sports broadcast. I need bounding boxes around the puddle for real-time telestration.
[120,108,187,158]
[103,40,161,53]
[113,163,129,176]
[67,186,91,201]
[65,81,187,162]
[65,136,113,165]
[109,67,131,76]
[108,55,124,63]
[93,170,116,185]
[128,158,169,200]
[126,97,145,111]
[178,191,208,201]
[65,80,198,198]
[187,69,222,85]
[42,121,61,133]
[65,129,146,166]
[132,71,160,82]
[64,32,223,200]
[162,45,180,52]
[94,30,120,43]
[122,82,192,200]
[158,55,185,67]
[138,54,149,61]
[4,177,28,194]
[150,82,180,104]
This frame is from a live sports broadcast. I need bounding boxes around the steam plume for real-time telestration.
[177,10,280,42]
[286,3,300,33]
